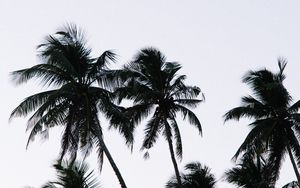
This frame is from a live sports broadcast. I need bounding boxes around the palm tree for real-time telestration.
[41,160,100,188]
[224,152,274,188]
[10,24,132,188]
[224,59,300,184]
[166,162,216,188]
[115,48,203,188]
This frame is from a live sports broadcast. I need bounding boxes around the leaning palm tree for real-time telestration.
[115,48,203,187]
[166,162,216,188]
[42,160,100,188]
[10,24,131,188]
[224,59,300,184]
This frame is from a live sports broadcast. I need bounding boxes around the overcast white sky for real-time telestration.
[1,1,300,187]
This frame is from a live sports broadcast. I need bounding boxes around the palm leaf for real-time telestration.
[289,100,300,113]
[10,90,56,119]
[232,118,275,160]
[11,63,75,87]
[224,106,267,122]
[174,99,203,108]
[141,108,163,150]
[170,118,183,160]
[175,104,202,135]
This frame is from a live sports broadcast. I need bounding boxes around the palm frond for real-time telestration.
[166,162,216,188]
[224,106,266,122]
[170,118,183,160]
[241,95,265,106]
[124,103,154,125]
[266,130,287,183]
[11,63,74,87]
[41,182,59,188]
[175,104,202,135]
[25,99,70,148]
[289,100,300,113]
[114,78,159,105]
[167,74,186,94]
[171,84,201,100]
[286,128,300,167]
[164,62,181,84]
[42,160,101,188]
[95,93,134,147]
[141,109,163,150]
[58,121,74,163]
[174,99,203,108]
[93,50,116,69]
[10,90,56,119]
[242,65,291,108]
[282,181,299,188]
[56,23,86,42]
[276,57,287,82]
[232,118,275,160]
[88,50,117,87]
[38,36,81,76]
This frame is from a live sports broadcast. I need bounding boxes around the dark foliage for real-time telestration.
[166,162,216,188]
[224,59,300,183]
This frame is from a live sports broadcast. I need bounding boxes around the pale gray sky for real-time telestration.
[1,1,300,187]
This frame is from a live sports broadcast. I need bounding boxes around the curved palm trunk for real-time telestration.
[287,144,300,184]
[84,94,127,188]
[91,113,127,188]
[97,135,128,188]
[165,125,183,188]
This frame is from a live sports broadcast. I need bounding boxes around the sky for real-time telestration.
[1,0,300,187]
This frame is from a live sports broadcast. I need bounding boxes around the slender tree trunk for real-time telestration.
[93,117,127,188]
[98,135,128,188]
[165,125,183,188]
[287,144,300,184]
[83,94,127,188]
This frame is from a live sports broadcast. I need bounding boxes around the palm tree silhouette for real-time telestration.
[166,162,216,188]
[42,160,100,188]
[115,48,203,188]
[10,24,131,188]
[224,59,300,184]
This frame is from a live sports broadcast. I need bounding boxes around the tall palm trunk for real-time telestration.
[92,113,127,188]
[84,94,127,188]
[165,124,183,188]
[97,134,128,188]
[287,144,300,184]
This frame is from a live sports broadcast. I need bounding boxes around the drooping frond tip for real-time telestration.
[277,57,287,81]
[57,23,87,44]
[277,57,287,73]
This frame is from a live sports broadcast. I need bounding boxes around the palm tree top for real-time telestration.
[11,24,117,88]
[42,160,101,188]
[166,161,216,188]
[116,48,203,153]
[115,47,203,188]
[126,48,183,94]
[224,58,292,123]
[242,58,290,108]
